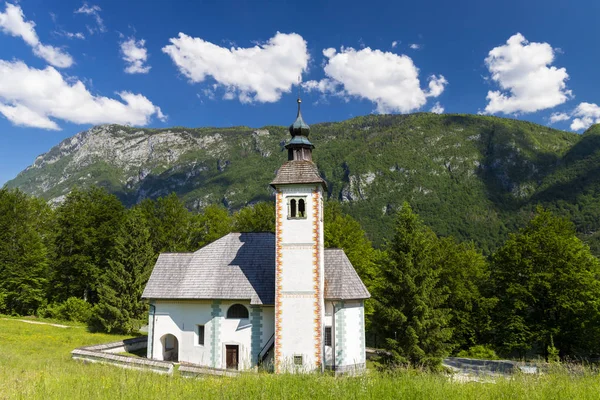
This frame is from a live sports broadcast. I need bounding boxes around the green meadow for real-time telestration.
[1,317,600,400]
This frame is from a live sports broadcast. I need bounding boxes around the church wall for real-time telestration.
[333,300,366,373]
[148,300,274,371]
[275,185,325,373]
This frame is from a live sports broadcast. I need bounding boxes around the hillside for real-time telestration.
[6,113,600,253]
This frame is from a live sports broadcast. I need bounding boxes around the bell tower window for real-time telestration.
[288,197,307,219]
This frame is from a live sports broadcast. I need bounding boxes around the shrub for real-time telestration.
[457,345,499,360]
[38,297,92,323]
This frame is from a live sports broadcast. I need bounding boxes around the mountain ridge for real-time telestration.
[6,113,600,253]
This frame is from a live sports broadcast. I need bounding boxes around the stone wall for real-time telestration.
[71,337,173,374]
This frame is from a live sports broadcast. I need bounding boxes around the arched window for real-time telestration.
[287,196,307,219]
[298,199,305,217]
[227,304,249,319]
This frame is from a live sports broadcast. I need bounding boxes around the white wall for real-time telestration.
[338,301,366,368]
[276,184,325,372]
[148,300,274,370]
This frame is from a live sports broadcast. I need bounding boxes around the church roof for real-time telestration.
[270,160,327,189]
[142,232,370,305]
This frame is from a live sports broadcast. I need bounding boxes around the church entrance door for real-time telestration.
[226,345,239,369]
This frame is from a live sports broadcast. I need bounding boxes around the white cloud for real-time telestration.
[57,30,85,40]
[74,3,105,34]
[0,60,165,130]
[410,44,420,50]
[0,3,73,68]
[430,102,444,114]
[33,44,74,68]
[549,112,570,124]
[303,46,447,114]
[427,75,448,97]
[391,41,398,48]
[484,33,572,115]
[570,102,600,131]
[120,37,150,74]
[162,32,309,103]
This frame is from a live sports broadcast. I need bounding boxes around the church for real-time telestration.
[142,99,370,374]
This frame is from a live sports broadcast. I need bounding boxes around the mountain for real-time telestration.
[6,113,600,254]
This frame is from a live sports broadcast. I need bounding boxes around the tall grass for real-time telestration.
[1,317,599,399]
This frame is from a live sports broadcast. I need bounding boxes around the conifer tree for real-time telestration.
[436,237,495,351]
[373,203,452,369]
[92,209,155,333]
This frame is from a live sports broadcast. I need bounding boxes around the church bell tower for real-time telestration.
[270,98,326,373]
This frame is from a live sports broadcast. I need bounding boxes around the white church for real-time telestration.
[142,100,370,373]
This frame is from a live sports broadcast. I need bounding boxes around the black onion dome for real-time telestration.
[289,98,310,137]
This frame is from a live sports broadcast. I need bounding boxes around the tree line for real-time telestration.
[1,187,600,368]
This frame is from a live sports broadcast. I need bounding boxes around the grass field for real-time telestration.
[1,317,600,399]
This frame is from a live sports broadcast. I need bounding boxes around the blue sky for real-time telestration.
[1,0,600,185]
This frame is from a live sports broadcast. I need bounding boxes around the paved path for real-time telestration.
[1,318,78,328]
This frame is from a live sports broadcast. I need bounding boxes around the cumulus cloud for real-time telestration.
[430,102,444,114]
[549,112,570,124]
[484,33,572,115]
[570,102,600,131]
[0,3,73,68]
[303,46,447,113]
[410,44,420,50]
[162,32,309,103]
[0,60,165,130]
[391,41,398,48]
[74,3,105,34]
[120,37,150,74]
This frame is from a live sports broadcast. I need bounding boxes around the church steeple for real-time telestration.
[289,98,310,137]
[286,98,314,161]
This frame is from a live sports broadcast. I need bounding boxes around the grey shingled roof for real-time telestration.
[323,249,371,300]
[142,233,275,305]
[270,160,327,189]
[142,232,370,304]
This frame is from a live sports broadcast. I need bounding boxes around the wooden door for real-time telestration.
[226,345,239,369]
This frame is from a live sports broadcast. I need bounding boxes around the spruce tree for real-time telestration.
[373,203,452,369]
[436,237,495,351]
[92,209,155,333]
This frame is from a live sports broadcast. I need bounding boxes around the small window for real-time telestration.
[226,304,249,319]
[288,197,307,219]
[197,325,205,345]
[293,355,303,366]
[324,326,332,347]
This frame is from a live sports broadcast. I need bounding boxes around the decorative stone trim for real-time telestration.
[250,306,263,366]
[312,188,322,368]
[274,190,284,373]
[359,301,366,363]
[335,301,346,366]
[210,300,222,368]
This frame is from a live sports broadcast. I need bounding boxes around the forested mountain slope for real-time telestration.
[6,113,599,253]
